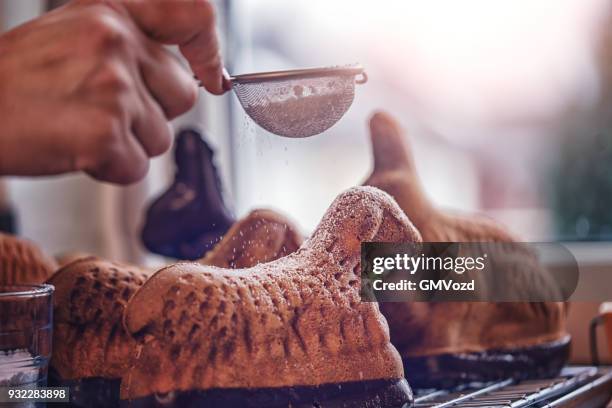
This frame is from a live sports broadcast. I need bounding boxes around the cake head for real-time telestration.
[47,257,150,380]
[121,187,419,404]
[0,233,57,285]
[199,209,302,268]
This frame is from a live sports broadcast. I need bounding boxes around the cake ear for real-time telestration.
[365,112,435,228]
[369,112,415,172]
[123,264,181,336]
[373,208,422,244]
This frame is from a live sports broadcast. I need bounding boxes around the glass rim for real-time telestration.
[0,283,54,298]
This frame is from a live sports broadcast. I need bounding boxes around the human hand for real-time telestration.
[0,0,227,184]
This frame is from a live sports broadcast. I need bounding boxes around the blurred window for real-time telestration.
[227,0,612,241]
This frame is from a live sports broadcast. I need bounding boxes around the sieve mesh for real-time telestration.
[233,74,356,138]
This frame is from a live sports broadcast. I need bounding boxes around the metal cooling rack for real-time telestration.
[412,366,612,407]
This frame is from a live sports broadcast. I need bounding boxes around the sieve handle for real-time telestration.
[229,65,366,84]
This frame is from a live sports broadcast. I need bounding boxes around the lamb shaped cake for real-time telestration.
[46,210,303,407]
[0,232,57,285]
[121,187,420,407]
[364,111,569,386]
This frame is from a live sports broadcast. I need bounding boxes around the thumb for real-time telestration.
[120,0,227,95]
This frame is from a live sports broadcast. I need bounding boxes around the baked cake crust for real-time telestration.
[121,187,420,400]
[363,111,567,356]
[47,257,150,380]
[0,233,57,285]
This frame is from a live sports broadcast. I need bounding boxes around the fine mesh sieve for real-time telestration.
[230,65,367,138]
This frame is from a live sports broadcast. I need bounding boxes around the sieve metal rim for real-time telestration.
[230,65,366,84]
